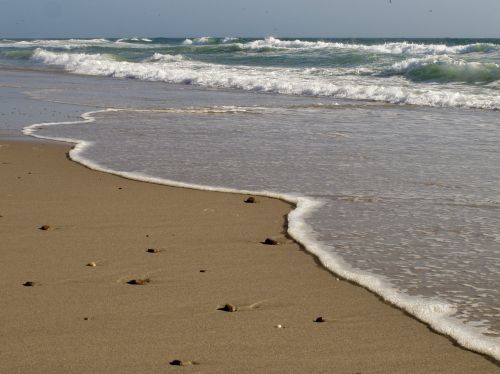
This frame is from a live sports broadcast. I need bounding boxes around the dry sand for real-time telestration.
[0,140,498,373]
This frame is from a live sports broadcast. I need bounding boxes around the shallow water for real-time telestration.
[1,36,500,360]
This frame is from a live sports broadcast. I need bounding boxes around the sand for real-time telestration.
[0,140,498,373]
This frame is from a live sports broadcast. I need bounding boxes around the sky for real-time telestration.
[0,0,499,39]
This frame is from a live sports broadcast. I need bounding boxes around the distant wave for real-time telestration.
[0,38,157,50]
[182,36,217,45]
[174,37,499,55]
[116,37,153,43]
[0,38,111,50]
[236,37,499,55]
[30,48,500,110]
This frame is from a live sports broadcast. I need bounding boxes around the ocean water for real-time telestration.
[1,37,499,360]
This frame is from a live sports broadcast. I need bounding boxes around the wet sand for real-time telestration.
[0,140,498,373]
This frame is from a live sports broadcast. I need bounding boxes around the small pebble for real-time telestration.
[146,248,160,253]
[169,360,194,366]
[118,187,122,190]
[39,225,51,231]
[276,324,284,329]
[199,270,206,273]
[86,262,97,267]
[218,304,238,312]
[83,317,89,321]
[23,281,36,287]
[127,278,150,285]
[244,196,256,203]
[314,317,326,323]
[262,238,278,245]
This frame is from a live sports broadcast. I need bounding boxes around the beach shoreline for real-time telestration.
[0,137,498,373]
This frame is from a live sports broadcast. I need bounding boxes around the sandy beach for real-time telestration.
[0,139,498,373]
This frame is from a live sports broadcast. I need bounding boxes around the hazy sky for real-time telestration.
[1,0,499,38]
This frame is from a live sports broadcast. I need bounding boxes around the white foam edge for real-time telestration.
[22,109,500,362]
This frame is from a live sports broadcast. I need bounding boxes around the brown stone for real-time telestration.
[39,225,51,231]
[127,278,150,285]
[244,196,256,203]
[314,317,326,323]
[146,248,160,253]
[22,281,36,287]
[262,238,278,245]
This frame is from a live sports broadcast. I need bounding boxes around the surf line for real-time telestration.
[22,108,500,363]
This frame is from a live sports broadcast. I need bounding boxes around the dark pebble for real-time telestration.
[262,238,278,245]
[218,303,238,312]
[244,196,256,203]
[314,317,326,323]
[146,248,160,253]
[127,278,150,285]
[199,270,206,273]
[39,225,51,231]
[23,281,36,287]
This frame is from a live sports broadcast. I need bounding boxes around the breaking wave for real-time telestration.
[30,48,500,110]
[386,56,500,84]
